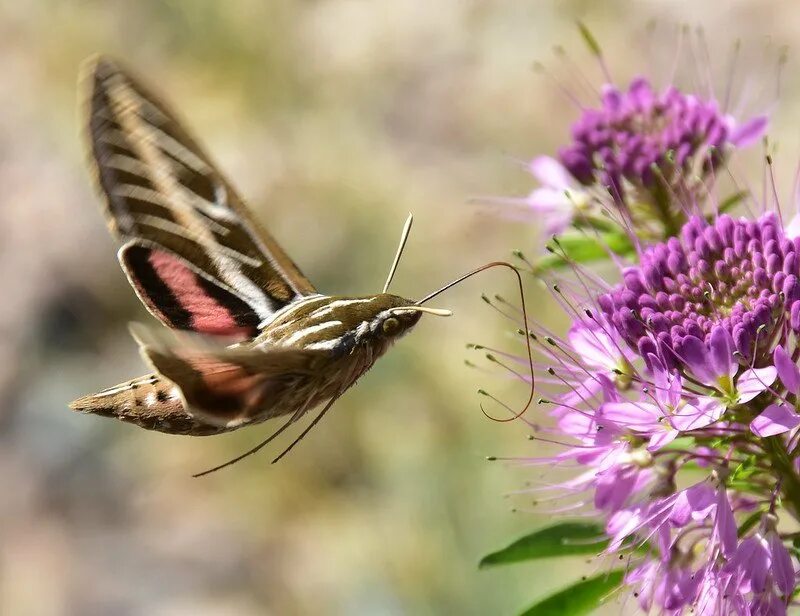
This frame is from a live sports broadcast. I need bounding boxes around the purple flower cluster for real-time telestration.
[479,26,800,614]
[600,213,798,367]
[559,78,764,198]
[492,74,766,241]
[484,211,800,613]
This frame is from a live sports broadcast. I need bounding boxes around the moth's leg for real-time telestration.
[271,381,353,464]
[192,398,311,478]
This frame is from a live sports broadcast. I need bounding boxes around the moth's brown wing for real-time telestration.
[82,55,317,332]
[131,325,331,428]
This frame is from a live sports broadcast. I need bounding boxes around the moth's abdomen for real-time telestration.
[69,373,229,436]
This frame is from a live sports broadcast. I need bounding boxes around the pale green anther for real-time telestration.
[576,21,602,57]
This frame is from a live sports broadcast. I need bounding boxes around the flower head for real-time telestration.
[477,25,798,614]
[478,210,800,612]
[559,78,766,202]
[491,28,770,255]
[600,213,798,367]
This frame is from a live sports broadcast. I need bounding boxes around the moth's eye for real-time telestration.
[382,317,401,336]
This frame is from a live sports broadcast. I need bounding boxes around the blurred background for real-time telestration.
[2,1,800,614]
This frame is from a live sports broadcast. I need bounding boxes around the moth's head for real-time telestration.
[357,294,451,343]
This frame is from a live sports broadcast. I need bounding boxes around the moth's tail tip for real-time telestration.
[68,395,91,412]
[69,391,114,414]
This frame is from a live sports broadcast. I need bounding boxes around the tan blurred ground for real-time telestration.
[1,1,799,614]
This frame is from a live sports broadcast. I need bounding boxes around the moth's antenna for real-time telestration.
[383,213,414,293]
[195,380,355,477]
[417,261,535,422]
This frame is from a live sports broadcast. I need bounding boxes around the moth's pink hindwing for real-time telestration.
[135,329,337,428]
[120,242,261,337]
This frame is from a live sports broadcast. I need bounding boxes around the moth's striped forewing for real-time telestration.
[84,56,318,335]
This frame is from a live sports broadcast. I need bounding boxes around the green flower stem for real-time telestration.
[649,181,684,239]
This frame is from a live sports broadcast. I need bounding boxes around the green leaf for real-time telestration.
[737,510,764,538]
[479,522,607,568]
[534,231,634,273]
[519,570,625,616]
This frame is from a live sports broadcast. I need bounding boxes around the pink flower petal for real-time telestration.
[737,366,777,403]
[528,155,574,189]
[731,536,770,593]
[647,429,677,451]
[524,188,575,235]
[768,532,795,595]
[670,398,725,432]
[708,327,736,380]
[679,335,715,385]
[785,213,800,240]
[714,488,738,558]
[568,321,621,370]
[774,345,800,395]
[525,187,572,211]
[729,115,768,148]
[606,507,645,551]
[601,401,661,431]
[670,483,716,526]
[751,404,800,437]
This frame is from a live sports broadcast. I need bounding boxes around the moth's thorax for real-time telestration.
[255,293,421,353]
